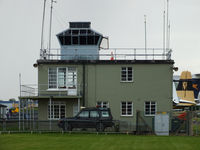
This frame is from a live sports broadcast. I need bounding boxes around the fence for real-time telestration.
[20,84,82,97]
[1,110,200,135]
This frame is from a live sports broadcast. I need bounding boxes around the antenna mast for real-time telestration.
[49,0,56,55]
[166,0,169,50]
[41,0,47,51]
[144,15,147,60]
[163,0,166,59]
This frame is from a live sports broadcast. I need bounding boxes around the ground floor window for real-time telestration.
[121,101,133,116]
[96,101,109,108]
[48,101,66,120]
[145,101,156,116]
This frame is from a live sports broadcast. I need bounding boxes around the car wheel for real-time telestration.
[65,122,72,131]
[67,124,73,131]
[96,123,104,132]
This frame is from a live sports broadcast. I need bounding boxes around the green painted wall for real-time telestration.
[37,63,173,127]
[38,99,77,120]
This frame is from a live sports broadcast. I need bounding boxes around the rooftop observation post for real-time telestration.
[40,22,172,61]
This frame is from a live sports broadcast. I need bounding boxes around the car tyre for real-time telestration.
[96,123,104,132]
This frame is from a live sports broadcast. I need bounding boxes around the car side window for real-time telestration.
[101,111,109,117]
[90,111,99,118]
[78,110,89,118]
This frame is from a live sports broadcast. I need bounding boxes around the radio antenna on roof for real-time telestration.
[40,0,47,51]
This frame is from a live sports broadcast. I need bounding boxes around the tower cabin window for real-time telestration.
[57,29,101,46]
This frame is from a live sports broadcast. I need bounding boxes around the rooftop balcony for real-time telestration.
[40,48,172,61]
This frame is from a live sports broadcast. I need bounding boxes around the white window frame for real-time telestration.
[144,101,157,116]
[48,101,66,120]
[48,67,77,90]
[96,101,109,108]
[121,67,133,82]
[121,101,133,116]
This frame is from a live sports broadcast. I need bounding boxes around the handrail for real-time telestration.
[40,48,172,61]
[20,84,82,97]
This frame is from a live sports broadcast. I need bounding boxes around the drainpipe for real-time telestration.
[82,63,85,107]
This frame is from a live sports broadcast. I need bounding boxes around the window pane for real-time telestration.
[90,111,99,118]
[49,68,57,88]
[58,68,66,88]
[60,105,66,118]
[68,67,77,88]
[80,36,87,45]
[72,36,78,45]
[101,111,109,117]
[78,111,89,117]
[145,101,156,115]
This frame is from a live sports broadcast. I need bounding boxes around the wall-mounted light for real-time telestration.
[173,67,178,71]
[33,63,38,68]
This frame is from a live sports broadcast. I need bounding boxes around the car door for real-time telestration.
[75,110,90,128]
[89,110,100,127]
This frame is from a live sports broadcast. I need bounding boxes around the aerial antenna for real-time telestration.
[166,0,169,51]
[163,6,166,54]
[40,0,47,51]
[167,21,171,50]
[49,0,56,55]
[144,15,147,60]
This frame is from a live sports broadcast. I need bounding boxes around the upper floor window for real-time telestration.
[121,67,133,82]
[145,101,156,116]
[48,67,77,89]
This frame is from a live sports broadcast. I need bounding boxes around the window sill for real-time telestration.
[120,81,133,83]
[48,118,60,120]
[121,115,133,117]
[47,89,68,91]
[144,114,155,117]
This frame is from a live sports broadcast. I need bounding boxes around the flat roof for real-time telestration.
[37,59,174,65]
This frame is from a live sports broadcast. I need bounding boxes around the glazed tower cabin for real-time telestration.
[19,22,174,131]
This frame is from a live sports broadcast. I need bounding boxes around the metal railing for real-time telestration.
[20,84,82,97]
[40,48,172,61]
[1,111,200,136]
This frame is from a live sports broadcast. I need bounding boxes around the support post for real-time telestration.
[26,99,28,130]
[32,100,35,130]
[49,97,52,130]
[23,100,25,131]
[19,99,21,131]
[78,98,80,112]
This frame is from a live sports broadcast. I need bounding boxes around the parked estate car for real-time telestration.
[58,107,114,132]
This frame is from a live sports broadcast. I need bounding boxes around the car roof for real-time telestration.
[81,107,110,111]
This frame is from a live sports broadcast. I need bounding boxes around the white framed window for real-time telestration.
[121,67,133,82]
[145,101,156,116]
[48,68,57,88]
[73,103,78,117]
[96,101,109,108]
[48,67,77,89]
[58,68,67,88]
[121,101,133,116]
[48,101,66,120]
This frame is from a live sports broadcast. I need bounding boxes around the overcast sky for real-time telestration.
[0,0,200,100]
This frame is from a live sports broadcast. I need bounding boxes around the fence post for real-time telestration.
[136,110,139,134]
[187,111,193,136]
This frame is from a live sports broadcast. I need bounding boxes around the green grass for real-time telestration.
[0,133,200,150]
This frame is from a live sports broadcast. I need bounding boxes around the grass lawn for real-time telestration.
[0,133,200,150]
